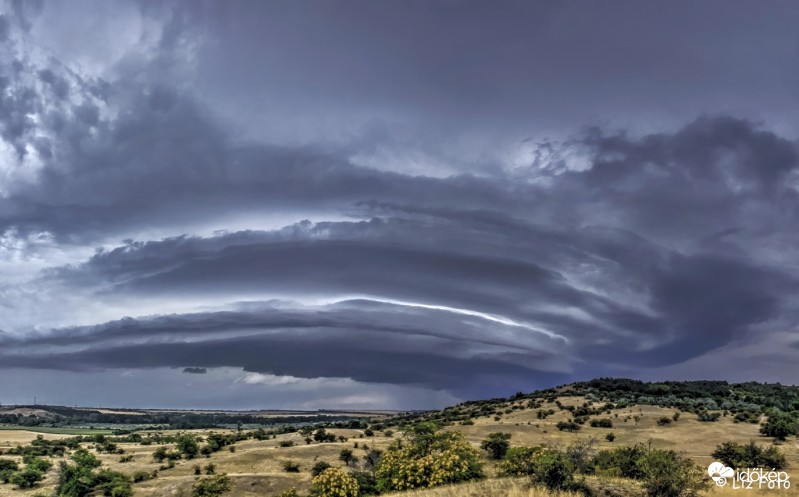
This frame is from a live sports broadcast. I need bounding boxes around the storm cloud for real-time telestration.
[1,0,799,408]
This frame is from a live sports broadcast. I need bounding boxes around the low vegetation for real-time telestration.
[1,378,798,497]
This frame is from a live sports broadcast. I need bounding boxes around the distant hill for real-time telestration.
[389,378,799,427]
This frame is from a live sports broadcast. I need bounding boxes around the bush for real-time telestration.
[340,448,359,466]
[499,447,541,476]
[697,411,721,422]
[657,416,673,426]
[9,468,44,489]
[375,422,484,491]
[590,418,613,428]
[177,434,200,459]
[760,412,798,440]
[529,448,581,492]
[132,470,153,483]
[311,467,359,497]
[191,474,232,497]
[480,432,512,459]
[638,449,709,497]
[712,441,787,470]
[556,420,581,432]
[592,445,648,479]
[93,468,133,497]
[350,470,379,496]
[279,440,295,448]
[312,461,332,477]
[605,433,616,442]
[282,460,301,473]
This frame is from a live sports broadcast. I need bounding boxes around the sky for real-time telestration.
[1,0,799,410]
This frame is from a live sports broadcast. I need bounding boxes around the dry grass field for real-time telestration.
[2,396,799,496]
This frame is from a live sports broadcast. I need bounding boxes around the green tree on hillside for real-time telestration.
[480,432,511,460]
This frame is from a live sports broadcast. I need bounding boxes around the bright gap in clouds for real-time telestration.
[318,296,569,343]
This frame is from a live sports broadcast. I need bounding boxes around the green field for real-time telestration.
[0,425,116,435]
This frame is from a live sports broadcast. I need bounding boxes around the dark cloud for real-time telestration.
[1,0,798,407]
[182,367,207,374]
[0,301,570,398]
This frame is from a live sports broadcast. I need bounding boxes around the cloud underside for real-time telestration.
[1,1,799,405]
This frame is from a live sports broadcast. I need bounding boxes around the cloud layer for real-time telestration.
[1,0,799,408]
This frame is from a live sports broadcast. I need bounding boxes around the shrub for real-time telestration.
[350,470,378,496]
[10,468,44,489]
[0,460,18,484]
[311,467,359,497]
[339,448,358,466]
[760,412,798,440]
[556,420,581,432]
[375,422,484,491]
[657,416,673,426]
[697,411,721,422]
[314,429,337,443]
[312,461,332,477]
[279,440,295,448]
[191,474,232,497]
[592,445,648,479]
[93,469,133,497]
[605,433,616,442]
[590,418,613,428]
[529,448,579,492]
[177,434,200,459]
[480,432,512,459]
[282,460,301,473]
[499,447,541,476]
[712,441,787,470]
[277,489,300,497]
[638,449,709,497]
[132,470,152,483]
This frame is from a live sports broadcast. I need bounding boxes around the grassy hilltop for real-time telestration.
[1,378,798,497]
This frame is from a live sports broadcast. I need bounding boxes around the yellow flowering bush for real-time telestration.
[311,467,359,497]
[375,422,484,492]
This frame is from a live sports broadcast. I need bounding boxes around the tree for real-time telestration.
[339,448,358,466]
[480,432,511,460]
[177,434,200,459]
[191,474,232,497]
[314,428,336,443]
